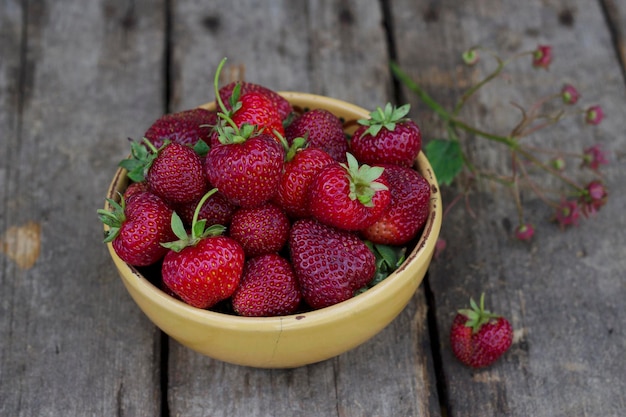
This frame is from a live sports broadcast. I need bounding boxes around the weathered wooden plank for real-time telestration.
[166,1,440,416]
[391,0,626,416]
[0,0,166,415]
[602,0,626,75]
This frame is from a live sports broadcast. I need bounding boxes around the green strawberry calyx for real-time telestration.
[161,189,226,252]
[119,138,163,183]
[275,130,306,162]
[341,153,388,207]
[357,102,411,137]
[97,193,126,243]
[212,57,260,145]
[458,293,501,334]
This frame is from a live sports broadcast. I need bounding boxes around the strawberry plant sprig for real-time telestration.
[390,44,609,240]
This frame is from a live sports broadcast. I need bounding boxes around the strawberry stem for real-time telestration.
[161,189,225,252]
[214,57,229,115]
[191,188,218,234]
[458,293,500,333]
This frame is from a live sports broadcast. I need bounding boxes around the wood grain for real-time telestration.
[602,0,626,78]
[0,0,166,415]
[165,1,440,416]
[390,0,626,416]
[2,0,625,415]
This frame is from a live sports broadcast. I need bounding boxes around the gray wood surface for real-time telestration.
[1,0,625,416]
[392,0,626,416]
[1,1,166,415]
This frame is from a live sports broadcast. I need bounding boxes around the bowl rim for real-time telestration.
[105,91,442,330]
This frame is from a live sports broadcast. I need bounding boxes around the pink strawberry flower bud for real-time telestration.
[554,199,580,228]
[514,223,535,241]
[532,45,552,69]
[561,84,580,105]
[582,144,609,171]
[462,49,479,66]
[579,180,608,217]
[585,105,604,125]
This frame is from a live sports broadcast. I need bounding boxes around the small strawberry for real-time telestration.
[289,219,376,309]
[210,61,285,146]
[273,138,335,219]
[144,108,217,148]
[98,191,176,266]
[229,90,285,143]
[361,164,431,245]
[285,108,349,162]
[218,80,292,120]
[350,103,422,167]
[147,142,208,205]
[120,140,208,205]
[229,203,291,258]
[232,253,302,317]
[450,294,513,368]
[161,190,245,309]
[308,153,391,231]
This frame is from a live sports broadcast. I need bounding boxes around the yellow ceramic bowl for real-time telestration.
[104,92,442,368]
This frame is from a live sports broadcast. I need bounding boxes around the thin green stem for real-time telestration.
[521,144,584,159]
[453,53,505,116]
[390,61,451,121]
[450,118,518,148]
[214,58,229,114]
[516,146,583,191]
[515,152,560,209]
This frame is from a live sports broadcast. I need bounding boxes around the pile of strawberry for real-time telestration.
[99,59,431,317]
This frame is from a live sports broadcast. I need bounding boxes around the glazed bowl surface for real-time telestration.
[105,92,442,368]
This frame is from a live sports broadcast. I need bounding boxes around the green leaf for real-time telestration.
[193,139,210,157]
[192,219,207,238]
[170,212,189,241]
[424,139,464,186]
[361,242,407,290]
[202,224,227,238]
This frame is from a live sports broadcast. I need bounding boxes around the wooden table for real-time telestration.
[2,0,625,415]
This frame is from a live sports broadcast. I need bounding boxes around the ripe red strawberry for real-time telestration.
[144,108,217,148]
[229,203,291,257]
[218,81,292,120]
[285,108,349,162]
[208,90,285,146]
[98,191,177,266]
[120,140,208,205]
[350,103,421,167]
[308,153,391,231]
[289,219,376,309]
[147,142,207,204]
[174,190,237,229]
[450,294,513,368]
[232,253,302,317]
[205,131,285,208]
[161,191,245,309]
[273,139,335,219]
[162,236,244,309]
[361,164,431,245]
